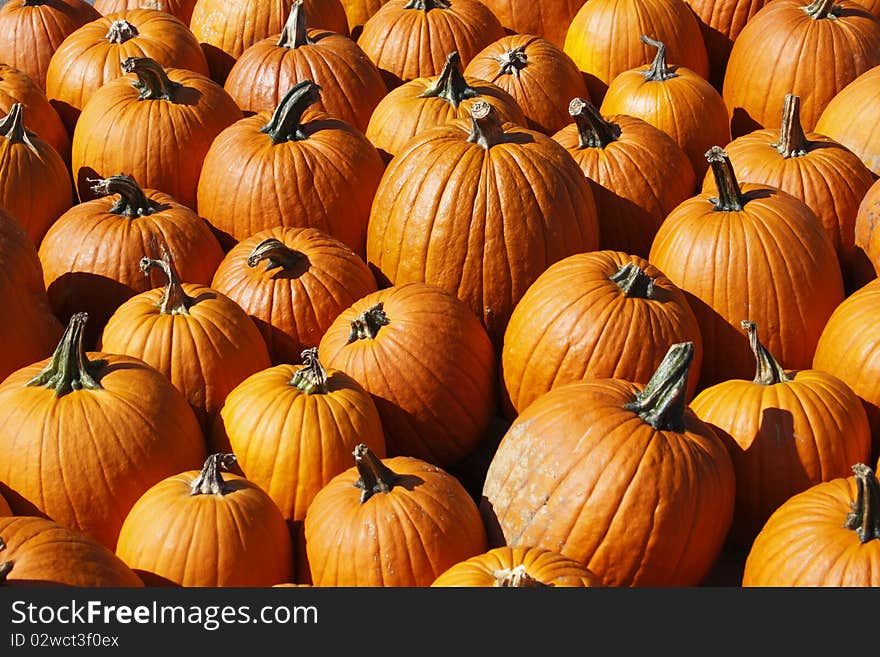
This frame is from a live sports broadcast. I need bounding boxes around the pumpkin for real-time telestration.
[432,546,601,587]
[210,227,378,366]
[0,0,100,92]
[742,463,880,586]
[700,93,877,295]
[99,249,272,439]
[38,174,224,350]
[115,453,294,587]
[463,33,590,135]
[93,0,199,25]
[223,0,388,133]
[356,0,506,89]
[600,35,731,181]
[476,0,588,49]
[691,320,872,547]
[304,444,488,586]
[0,64,71,163]
[189,0,349,85]
[366,100,600,347]
[551,98,695,258]
[0,103,73,247]
[481,341,736,587]
[318,283,497,468]
[214,346,386,582]
[71,56,242,210]
[0,493,10,517]
[563,0,709,104]
[0,516,144,587]
[45,8,210,135]
[722,0,880,138]
[853,177,880,288]
[365,50,527,161]
[0,312,207,550]
[501,249,704,419]
[197,79,384,256]
[814,64,880,177]
[649,147,844,390]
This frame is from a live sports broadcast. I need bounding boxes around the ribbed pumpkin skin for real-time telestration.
[722,0,880,138]
[562,0,709,103]
[742,475,880,586]
[463,34,590,135]
[649,184,844,391]
[71,67,242,211]
[0,209,63,383]
[815,64,880,176]
[356,0,506,88]
[691,369,872,547]
[45,9,210,134]
[318,283,497,468]
[341,0,388,34]
[0,516,144,587]
[552,112,695,258]
[38,188,224,349]
[0,0,100,92]
[115,469,294,587]
[0,352,207,551]
[93,0,199,25]
[853,178,880,287]
[210,227,378,366]
[366,117,600,347]
[480,377,736,587]
[0,64,71,163]
[431,546,601,587]
[304,454,488,586]
[501,251,703,418]
[196,108,384,257]
[477,0,587,49]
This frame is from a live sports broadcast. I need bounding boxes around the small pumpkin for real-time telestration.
[0,63,71,163]
[431,546,602,587]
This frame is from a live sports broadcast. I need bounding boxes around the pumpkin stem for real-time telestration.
[26,312,105,397]
[261,80,322,144]
[0,103,35,148]
[247,237,307,272]
[493,565,548,587]
[347,302,390,343]
[88,174,163,217]
[419,52,479,108]
[771,93,810,158]
[289,347,329,394]
[105,19,139,44]
[139,249,195,315]
[467,100,507,150]
[623,341,693,431]
[610,262,656,298]
[492,45,528,80]
[568,97,620,149]
[741,320,792,385]
[640,35,677,81]
[190,453,238,496]
[802,0,839,19]
[353,444,400,503]
[277,0,313,48]
[844,463,880,543]
[0,537,12,584]
[706,146,747,212]
[121,56,180,101]
[403,0,451,10]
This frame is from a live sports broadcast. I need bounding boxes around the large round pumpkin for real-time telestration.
[0,63,71,163]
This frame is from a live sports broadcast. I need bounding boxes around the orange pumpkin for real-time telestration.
[93,0,199,25]
[0,493,10,517]
[476,0,587,49]
[432,546,602,587]
[853,177,880,287]
[0,63,71,163]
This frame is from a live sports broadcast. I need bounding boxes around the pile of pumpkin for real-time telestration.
[0,0,878,589]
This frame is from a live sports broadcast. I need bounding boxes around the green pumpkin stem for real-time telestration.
[706,146,747,212]
[802,0,839,19]
[347,302,390,343]
[492,45,528,80]
[121,56,180,101]
[493,565,548,588]
[771,93,809,158]
[640,35,677,81]
[741,320,791,385]
[247,237,306,271]
[0,537,12,584]
[419,52,479,108]
[88,174,163,217]
[403,0,451,10]
[611,262,656,298]
[277,0,313,48]
[139,250,195,315]
[0,103,34,147]
[844,463,880,543]
[261,80,322,144]
[289,347,329,394]
[467,100,506,150]
[105,19,139,44]
[623,341,694,431]
[190,453,238,496]
[26,312,105,397]
[353,444,400,503]
[568,97,620,149]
